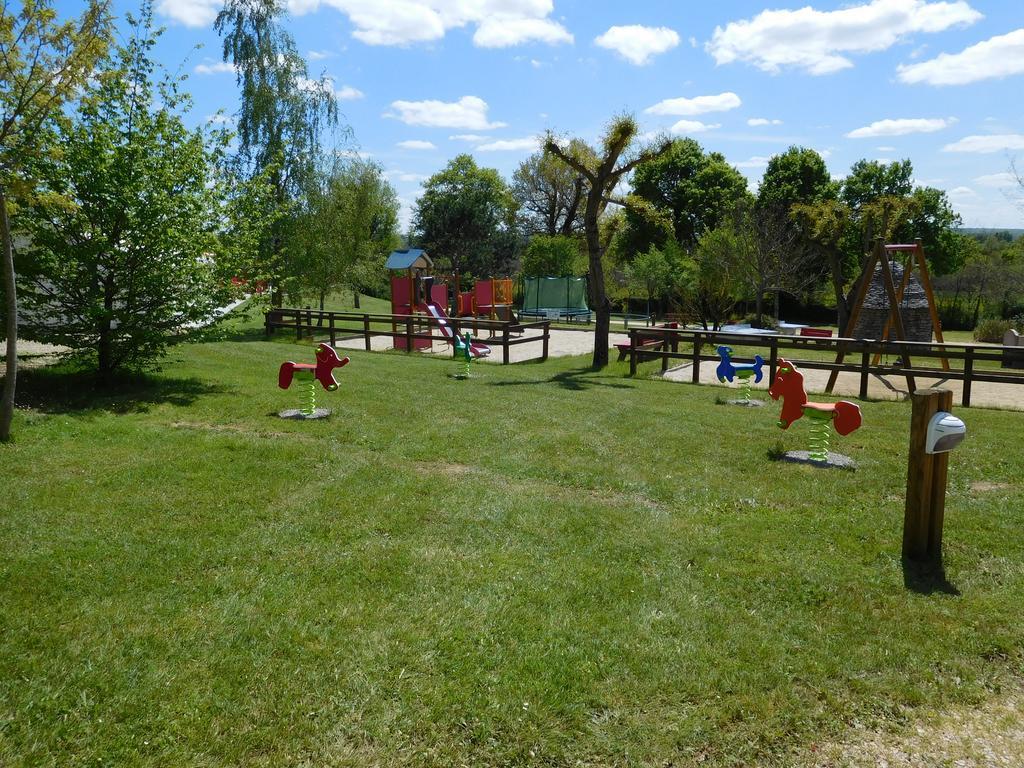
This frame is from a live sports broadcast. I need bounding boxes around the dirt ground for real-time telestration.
[662,359,1024,411]
[797,682,1024,767]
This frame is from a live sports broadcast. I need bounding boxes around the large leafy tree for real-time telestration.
[215,0,339,305]
[16,8,233,384]
[545,116,672,368]
[623,137,749,255]
[291,158,399,310]
[511,141,592,237]
[757,146,837,211]
[412,154,519,279]
[0,0,111,441]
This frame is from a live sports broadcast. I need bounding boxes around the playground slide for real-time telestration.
[422,302,492,358]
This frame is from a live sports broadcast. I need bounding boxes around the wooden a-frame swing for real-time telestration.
[825,238,949,395]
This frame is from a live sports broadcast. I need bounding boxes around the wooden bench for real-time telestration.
[615,322,679,361]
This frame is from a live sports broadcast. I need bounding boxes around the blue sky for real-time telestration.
[74,0,1024,229]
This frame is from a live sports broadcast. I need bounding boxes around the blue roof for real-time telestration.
[385,248,432,270]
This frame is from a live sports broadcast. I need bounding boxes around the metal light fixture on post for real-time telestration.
[903,388,966,562]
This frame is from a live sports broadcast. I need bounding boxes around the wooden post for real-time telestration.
[363,315,371,351]
[295,310,302,341]
[541,322,549,362]
[691,334,702,384]
[859,347,870,400]
[629,329,638,376]
[769,336,778,385]
[502,324,510,365]
[329,314,336,347]
[962,346,974,407]
[903,388,954,562]
[405,316,413,354]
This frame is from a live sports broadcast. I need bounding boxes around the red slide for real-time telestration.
[422,303,491,358]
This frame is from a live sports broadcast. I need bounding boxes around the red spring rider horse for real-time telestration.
[278,343,350,415]
[769,358,862,461]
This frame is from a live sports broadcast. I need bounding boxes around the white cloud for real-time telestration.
[943,134,1024,153]
[897,28,1024,85]
[285,0,571,48]
[449,134,487,142]
[707,0,982,75]
[156,0,220,27]
[670,120,721,134]
[474,17,573,48]
[397,140,437,150]
[747,117,782,127]
[475,136,541,152]
[206,113,235,126]
[845,117,955,138]
[974,172,1018,188]
[308,50,334,61]
[194,60,236,75]
[733,156,771,168]
[645,92,742,117]
[335,84,365,100]
[877,145,897,151]
[386,96,506,130]
[948,186,978,197]
[397,172,428,183]
[594,25,680,66]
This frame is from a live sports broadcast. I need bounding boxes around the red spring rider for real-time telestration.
[278,343,350,415]
[769,358,862,461]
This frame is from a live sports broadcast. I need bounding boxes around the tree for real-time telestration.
[412,154,519,279]
[678,227,742,331]
[757,146,837,211]
[727,201,823,327]
[215,0,339,305]
[16,9,233,384]
[0,0,112,442]
[623,137,749,255]
[520,234,583,277]
[291,159,398,310]
[545,116,672,368]
[511,141,592,236]
[625,246,671,318]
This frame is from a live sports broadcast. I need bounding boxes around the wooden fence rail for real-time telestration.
[627,328,1024,408]
[265,308,551,365]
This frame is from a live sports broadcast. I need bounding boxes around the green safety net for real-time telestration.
[521,277,589,313]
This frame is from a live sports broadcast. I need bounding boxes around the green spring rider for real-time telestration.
[453,332,474,379]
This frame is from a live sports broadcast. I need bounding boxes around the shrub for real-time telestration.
[973,318,1012,343]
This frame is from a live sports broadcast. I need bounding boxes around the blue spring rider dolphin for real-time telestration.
[716,345,765,384]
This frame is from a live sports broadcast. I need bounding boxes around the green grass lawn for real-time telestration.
[2,334,1023,767]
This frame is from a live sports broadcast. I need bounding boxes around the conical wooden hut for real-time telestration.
[852,262,934,342]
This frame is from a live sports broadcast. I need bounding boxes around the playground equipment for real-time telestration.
[826,238,949,395]
[423,302,491,360]
[455,278,515,321]
[519,276,590,322]
[453,332,477,378]
[278,343,350,417]
[715,345,765,403]
[769,358,862,463]
[388,249,446,351]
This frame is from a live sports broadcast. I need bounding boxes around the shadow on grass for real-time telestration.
[902,557,960,596]
[487,366,635,391]
[14,366,223,415]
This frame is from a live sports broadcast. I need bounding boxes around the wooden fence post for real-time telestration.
[503,324,510,365]
[405,316,413,354]
[329,314,336,347]
[629,329,638,376]
[903,388,954,562]
[691,334,702,384]
[860,347,870,400]
[542,322,549,362]
[962,347,974,407]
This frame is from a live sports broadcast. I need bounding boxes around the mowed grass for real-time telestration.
[1,336,1023,767]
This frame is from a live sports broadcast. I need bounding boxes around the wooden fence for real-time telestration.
[265,307,551,365]
[626,327,1024,408]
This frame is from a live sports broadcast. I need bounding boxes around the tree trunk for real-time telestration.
[97,274,114,387]
[754,292,764,328]
[585,215,609,368]
[826,247,849,332]
[1,186,17,442]
[353,289,360,309]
